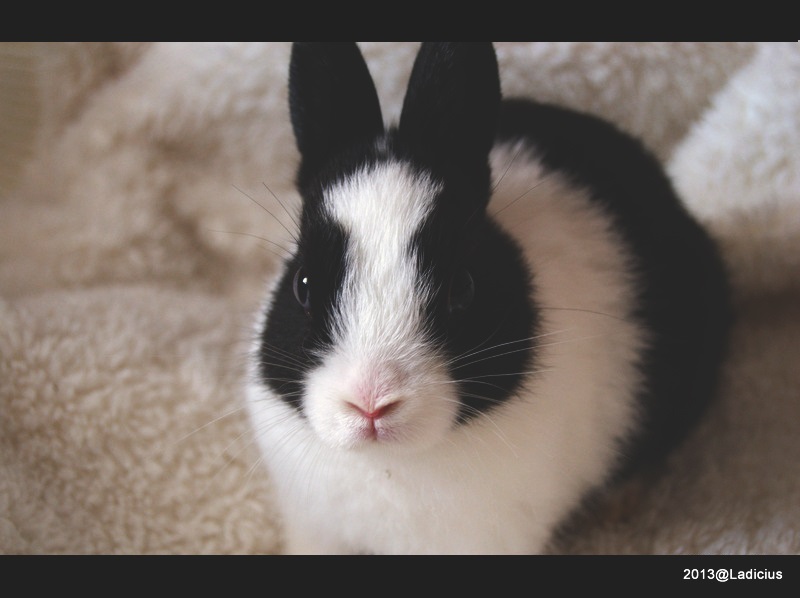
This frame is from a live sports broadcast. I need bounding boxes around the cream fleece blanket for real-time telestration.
[1,42,798,554]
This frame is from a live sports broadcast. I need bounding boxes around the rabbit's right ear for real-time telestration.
[289,42,384,173]
[397,43,500,179]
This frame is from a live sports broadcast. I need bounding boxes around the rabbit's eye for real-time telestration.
[293,267,312,314]
[448,268,474,315]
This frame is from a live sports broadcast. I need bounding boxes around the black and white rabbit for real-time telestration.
[246,42,731,554]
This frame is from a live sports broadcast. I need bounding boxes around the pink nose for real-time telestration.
[348,400,400,421]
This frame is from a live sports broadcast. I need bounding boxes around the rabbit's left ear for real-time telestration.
[288,42,385,174]
[397,42,501,172]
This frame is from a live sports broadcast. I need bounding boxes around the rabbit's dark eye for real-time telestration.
[448,268,474,315]
[293,267,312,314]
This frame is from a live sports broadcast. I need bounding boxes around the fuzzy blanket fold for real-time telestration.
[1,42,798,554]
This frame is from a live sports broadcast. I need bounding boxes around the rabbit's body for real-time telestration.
[245,43,731,554]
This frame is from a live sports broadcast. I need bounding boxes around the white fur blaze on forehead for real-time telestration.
[324,161,440,249]
[323,161,442,355]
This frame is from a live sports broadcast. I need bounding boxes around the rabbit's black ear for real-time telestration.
[289,42,384,171]
[398,43,501,172]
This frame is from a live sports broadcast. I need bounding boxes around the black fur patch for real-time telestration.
[414,206,539,423]
[257,191,349,413]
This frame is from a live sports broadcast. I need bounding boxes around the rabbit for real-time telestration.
[245,42,731,554]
